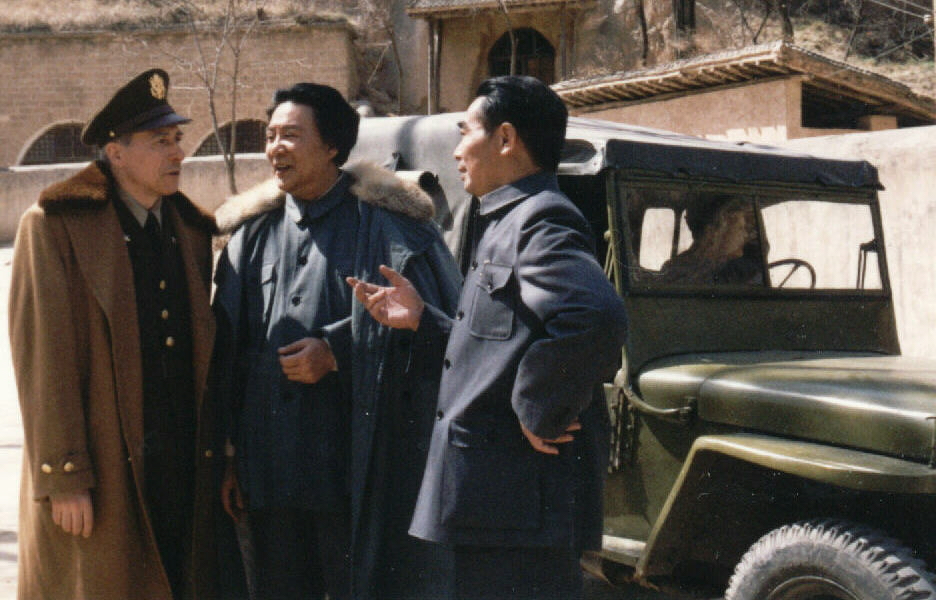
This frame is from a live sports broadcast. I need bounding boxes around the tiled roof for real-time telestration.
[553,42,936,122]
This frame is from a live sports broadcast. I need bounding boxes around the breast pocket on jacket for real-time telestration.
[440,419,540,530]
[468,262,515,340]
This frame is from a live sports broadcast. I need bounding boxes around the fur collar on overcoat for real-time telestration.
[214,161,435,237]
[38,160,216,232]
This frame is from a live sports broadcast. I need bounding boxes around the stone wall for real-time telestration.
[0,22,357,167]
[0,155,272,242]
[572,77,857,143]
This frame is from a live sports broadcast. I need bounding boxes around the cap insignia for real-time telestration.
[149,73,167,100]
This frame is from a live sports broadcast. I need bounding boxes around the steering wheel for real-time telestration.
[768,258,816,289]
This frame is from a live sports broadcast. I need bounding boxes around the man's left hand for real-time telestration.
[278,337,336,383]
[521,421,581,455]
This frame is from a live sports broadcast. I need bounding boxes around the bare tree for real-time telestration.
[360,0,405,114]
[635,0,650,64]
[776,0,794,41]
[154,0,265,194]
[495,0,518,74]
[724,0,792,44]
[843,0,865,58]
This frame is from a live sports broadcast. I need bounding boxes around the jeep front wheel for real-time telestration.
[724,520,936,600]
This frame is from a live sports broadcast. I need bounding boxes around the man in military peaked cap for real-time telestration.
[81,68,192,146]
[10,68,219,600]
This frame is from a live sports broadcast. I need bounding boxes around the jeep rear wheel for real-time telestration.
[724,520,936,600]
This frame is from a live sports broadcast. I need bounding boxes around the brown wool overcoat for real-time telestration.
[9,163,218,600]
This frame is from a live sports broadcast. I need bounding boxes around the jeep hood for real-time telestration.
[638,354,936,464]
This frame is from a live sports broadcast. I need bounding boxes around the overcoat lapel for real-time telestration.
[60,203,146,470]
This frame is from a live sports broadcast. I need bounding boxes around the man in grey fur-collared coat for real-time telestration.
[212,83,461,600]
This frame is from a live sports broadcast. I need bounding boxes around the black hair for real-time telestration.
[474,75,567,172]
[686,194,732,238]
[267,83,360,166]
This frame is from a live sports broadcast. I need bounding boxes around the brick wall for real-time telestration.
[0,22,358,167]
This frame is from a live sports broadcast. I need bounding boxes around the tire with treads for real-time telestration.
[725,519,936,600]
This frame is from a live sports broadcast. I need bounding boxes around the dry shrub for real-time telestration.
[0,0,332,33]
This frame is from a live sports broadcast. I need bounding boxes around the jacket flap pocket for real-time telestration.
[468,262,515,340]
[448,419,486,448]
[476,262,512,293]
[441,423,540,530]
[449,419,526,449]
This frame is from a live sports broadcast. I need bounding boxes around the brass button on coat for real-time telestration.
[63,462,75,473]
[165,336,175,347]
[159,280,167,290]
[41,463,52,474]
[161,309,169,320]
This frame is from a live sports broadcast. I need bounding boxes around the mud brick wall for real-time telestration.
[0,22,357,167]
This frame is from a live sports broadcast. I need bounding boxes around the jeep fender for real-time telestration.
[635,433,936,579]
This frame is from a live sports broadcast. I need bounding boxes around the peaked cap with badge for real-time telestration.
[81,68,191,147]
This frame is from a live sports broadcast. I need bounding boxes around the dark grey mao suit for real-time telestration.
[409,171,627,597]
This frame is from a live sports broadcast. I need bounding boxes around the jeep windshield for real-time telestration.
[611,177,900,373]
[622,183,884,292]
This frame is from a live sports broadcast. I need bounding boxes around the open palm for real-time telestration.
[347,264,425,331]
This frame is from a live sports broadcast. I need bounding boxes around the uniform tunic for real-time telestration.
[236,173,357,510]
[112,195,196,597]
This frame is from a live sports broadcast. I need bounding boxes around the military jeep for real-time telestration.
[349,113,936,600]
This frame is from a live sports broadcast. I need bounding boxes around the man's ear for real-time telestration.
[103,141,122,166]
[498,122,519,155]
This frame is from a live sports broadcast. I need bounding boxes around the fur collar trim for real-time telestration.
[39,162,110,210]
[38,161,216,231]
[214,161,435,235]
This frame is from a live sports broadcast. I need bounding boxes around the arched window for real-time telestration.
[194,119,267,156]
[20,123,96,166]
[488,28,556,84]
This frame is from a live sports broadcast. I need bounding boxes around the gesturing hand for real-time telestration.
[278,337,337,383]
[347,265,425,331]
[50,489,93,537]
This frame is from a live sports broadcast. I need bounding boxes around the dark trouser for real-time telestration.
[249,508,351,600]
[453,545,583,600]
[145,439,194,600]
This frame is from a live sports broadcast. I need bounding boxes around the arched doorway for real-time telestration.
[194,119,267,156]
[488,28,556,84]
[19,122,96,165]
